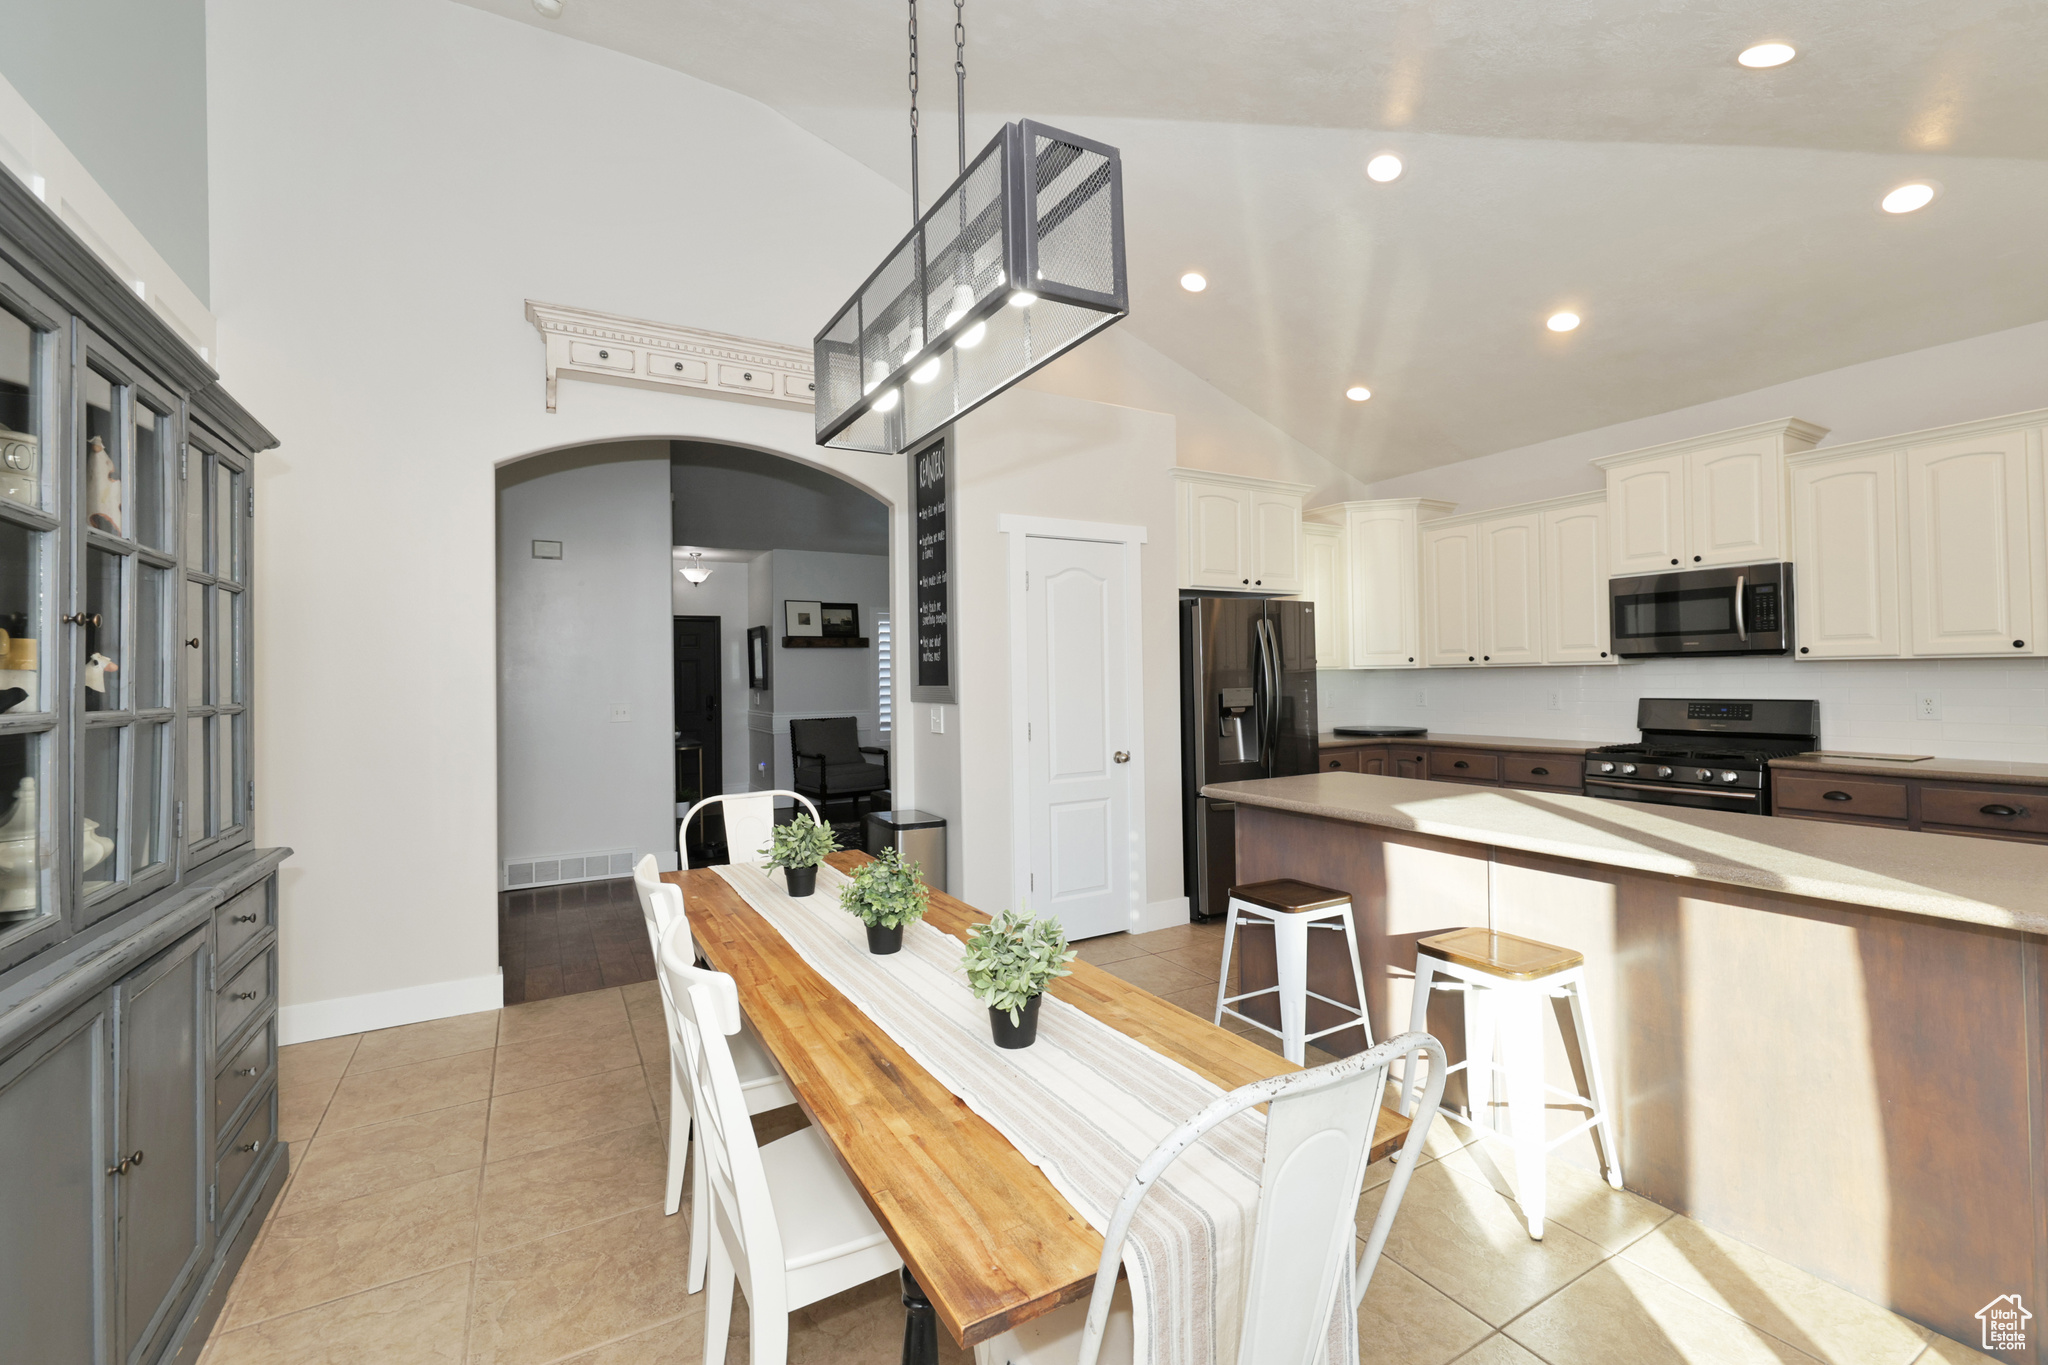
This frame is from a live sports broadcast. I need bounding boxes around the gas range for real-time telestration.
[1583,699,1819,815]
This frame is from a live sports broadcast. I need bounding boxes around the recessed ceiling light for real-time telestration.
[1880,182,1937,214]
[1345,386,1372,402]
[1365,154,1404,183]
[1180,272,1207,293]
[1737,42,1796,68]
[1547,312,1581,333]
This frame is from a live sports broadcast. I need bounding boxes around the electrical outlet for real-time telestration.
[929,706,945,734]
[1917,693,1941,720]
[1548,690,1563,711]
[1413,689,1427,709]
[608,703,630,723]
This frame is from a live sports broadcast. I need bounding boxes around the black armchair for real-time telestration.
[789,716,890,822]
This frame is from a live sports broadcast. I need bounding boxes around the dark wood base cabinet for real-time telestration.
[0,849,290,1365]
[1775,769,2048,843]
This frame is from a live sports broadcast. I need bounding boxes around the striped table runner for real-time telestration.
[711,862,1352,1365]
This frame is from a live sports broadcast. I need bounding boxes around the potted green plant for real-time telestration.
[838,846,929,953]
[761,813,839,897]
[960,908,1076,1048]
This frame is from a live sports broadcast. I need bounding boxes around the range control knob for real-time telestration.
[1596,761,1615,774]
[1694,768,1714,782]
[1618,763,1637,776]
[1655,766,1673,778]
[1720,770,1740,783]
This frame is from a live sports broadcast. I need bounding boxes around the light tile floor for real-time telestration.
[204,921,1996,1365]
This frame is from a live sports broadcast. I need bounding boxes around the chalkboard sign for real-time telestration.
[911,436,954,703]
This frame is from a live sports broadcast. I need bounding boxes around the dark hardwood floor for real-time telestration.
[498,877,655,1005]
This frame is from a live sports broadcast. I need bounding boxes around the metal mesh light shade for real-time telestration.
[815,120,1127,453]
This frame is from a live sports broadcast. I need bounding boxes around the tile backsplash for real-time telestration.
[1318,655,2048,762]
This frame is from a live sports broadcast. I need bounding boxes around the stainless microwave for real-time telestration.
[1609,562,1791,658]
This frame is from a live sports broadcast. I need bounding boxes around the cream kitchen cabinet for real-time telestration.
[1787,449,1903,659]
[1305,498,1453,668]
[1480,511,1544,665]
[1171,470,1309,593]
[1422,521,1484,666]
[1301,521,1347,668]
[1904,427,2038,657]
[1539,494,1613,664]
[1596,419,1827,574]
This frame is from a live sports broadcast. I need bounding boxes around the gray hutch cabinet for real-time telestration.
[0,167,286,1365]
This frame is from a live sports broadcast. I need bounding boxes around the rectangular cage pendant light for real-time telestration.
[814,119,1127,454]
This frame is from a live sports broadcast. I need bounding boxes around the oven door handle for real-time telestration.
[1733,573,1746,641]
[1586,778,1759,800]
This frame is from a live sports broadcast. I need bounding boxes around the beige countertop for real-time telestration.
[1205,771,2048,935]
[1318,732,1615,754]
[1771,753,2048,789]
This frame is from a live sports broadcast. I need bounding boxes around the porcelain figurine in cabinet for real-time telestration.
[0,776,35,916]
[84,652,115,709]
[87,435,121,535]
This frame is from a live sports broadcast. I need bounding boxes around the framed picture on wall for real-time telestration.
[819,603,860,639]
[784,600,823,637]
[747,626,770,690]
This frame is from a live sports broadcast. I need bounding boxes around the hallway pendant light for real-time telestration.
[679,552,712,586]
[814,2,1127,454]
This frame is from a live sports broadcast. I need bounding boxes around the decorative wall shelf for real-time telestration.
[524,300,817,413]
[782,637,870,649]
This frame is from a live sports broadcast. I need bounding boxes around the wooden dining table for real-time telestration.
[668,850,1410,1362]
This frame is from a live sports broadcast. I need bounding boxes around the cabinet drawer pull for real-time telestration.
[1981,804,2024,818]
[1531,767,1549,776]
[1822,791,1853,802]
[229,990,258,1001]
[230,913,258,924]
[1328,759,1340,769]
[107,1149,144,1176]
[234,1066,259,1077]
[1453,760,1469,769]
[61,612,101,627]
[186,637,201,649]
[238,1140,262,1155]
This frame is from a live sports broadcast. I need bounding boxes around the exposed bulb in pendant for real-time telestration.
[911,356,943,385]
[944,284,975,329]
[957,321,986,349]
[1010,291,1037,308]
[873,387,900,412]
[864,360,890,396]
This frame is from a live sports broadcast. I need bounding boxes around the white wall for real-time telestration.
[669,553,752,798]
[497,442,672,874]
[1324,319,2048,762]
[209,0,915,1041]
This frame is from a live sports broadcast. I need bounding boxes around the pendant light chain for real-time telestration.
[954,0,967,175]
[907,0,921,224]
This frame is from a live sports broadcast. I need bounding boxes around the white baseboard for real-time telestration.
[278,970,506,1046]
[1132,896,1189,935]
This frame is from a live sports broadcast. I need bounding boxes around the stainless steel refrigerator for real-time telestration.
[1180,595,1318,921]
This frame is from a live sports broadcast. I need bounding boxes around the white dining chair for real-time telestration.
[679,790,823,869]
[656,927,903,1365]
[630,855,795,1294]
[971,1031,1449,1365]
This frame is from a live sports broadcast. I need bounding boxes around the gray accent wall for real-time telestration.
[672,441,887,555]
[0,0,211,302]
[498,441,674,875]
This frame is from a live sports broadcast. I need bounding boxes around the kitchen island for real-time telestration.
[1207,770,2047,1360]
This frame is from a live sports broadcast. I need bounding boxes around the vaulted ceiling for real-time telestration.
[456,0,2048,482]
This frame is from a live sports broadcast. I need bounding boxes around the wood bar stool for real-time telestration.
[1395,927,1622,1239]
[1213,879,1373,1065]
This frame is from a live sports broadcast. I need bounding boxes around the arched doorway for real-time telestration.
[494,436,892,1003]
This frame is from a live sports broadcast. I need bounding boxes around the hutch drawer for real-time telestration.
[214,1016,273,1140]
[214,949,274,1050]
[216,1090,276,1222]
[213,884,269,966]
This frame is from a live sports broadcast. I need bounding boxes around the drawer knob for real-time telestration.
[1981,804,2024,818]
[671,361,685,372]
[230,990,257,1001]
[1532,766,1549,776]
[234,1066,259,1077]
[107,1149,144,1176]
[238,1140,262,1154]
[1823,791,1852,802]
[230,913,258,924]
[743,371,753,381]
[2016,640,2027,649]
[597,349,609,359]
[1453,760,1469,769]
[61,612,101,627]
[186,637,201,649]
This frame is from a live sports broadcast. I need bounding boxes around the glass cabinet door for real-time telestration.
[77,344,177,920]
[0,284,60,962]
[184,433,248,850]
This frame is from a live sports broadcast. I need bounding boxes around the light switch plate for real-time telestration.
[929,706,945,734]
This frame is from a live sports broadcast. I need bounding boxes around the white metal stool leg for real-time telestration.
[1499,983,1549,1239]
[1212,901,1243,1026]
[1397,954,1439,1115]
[1563,969,1625,1189]
[1272,911,1311,1065]
[1463,978,1499,1135]
[1338,905,1374,1050]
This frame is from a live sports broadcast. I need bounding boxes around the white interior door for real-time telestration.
[1026,536,1130,940]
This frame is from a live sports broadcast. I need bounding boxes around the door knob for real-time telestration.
[61,613,100,627]
[1113,751,1130,764]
